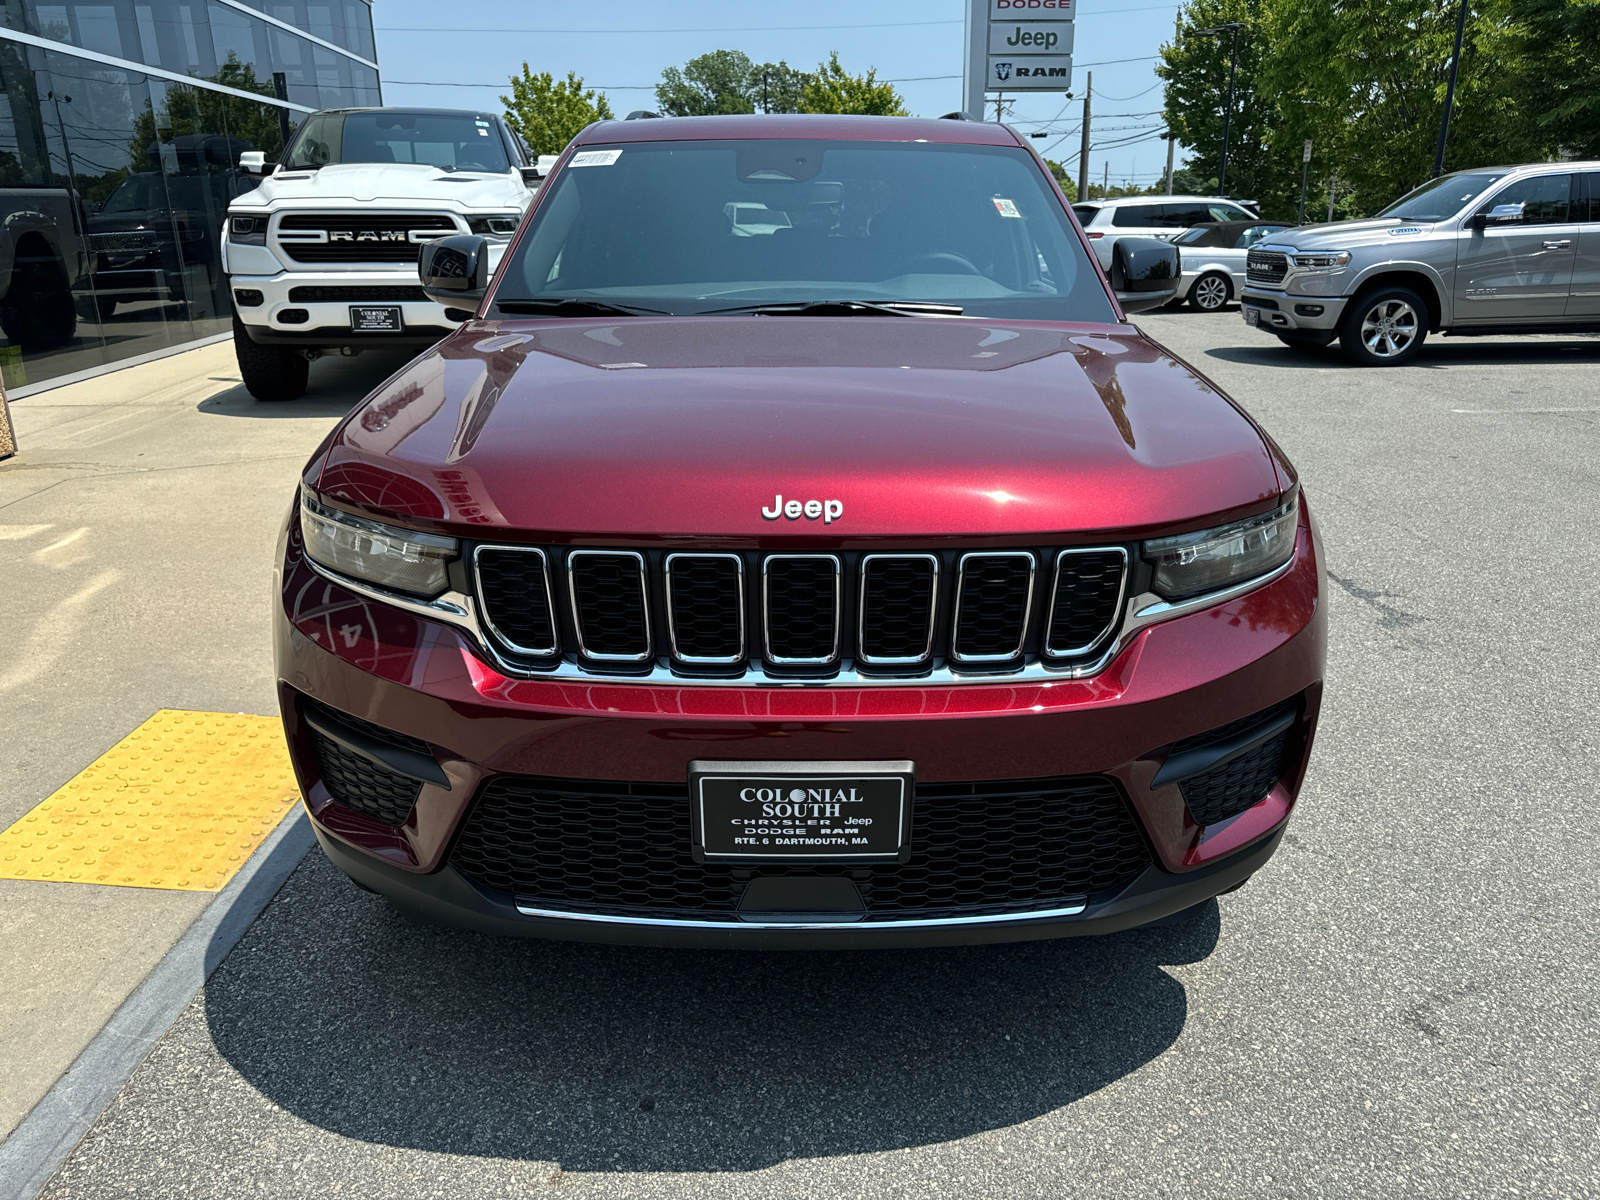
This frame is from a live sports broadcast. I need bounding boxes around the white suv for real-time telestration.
[223,107,544,401]
[1072,195,1260,271]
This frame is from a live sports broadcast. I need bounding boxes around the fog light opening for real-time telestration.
[233,289,264,308]
[277,308,309,325]
[1294,304,1325,317]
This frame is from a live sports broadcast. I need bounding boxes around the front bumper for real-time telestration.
[230,268,461,349]
[275,505,1327,947]
[1240,287,1348,338]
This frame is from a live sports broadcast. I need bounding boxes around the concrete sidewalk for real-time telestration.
[0,343,410,1144]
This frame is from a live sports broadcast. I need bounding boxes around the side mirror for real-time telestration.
[238,150,269,176]
[1109,236,1180,313]
[419,234,490,313]
[518,165,542,186]
[1484,201,1525,226]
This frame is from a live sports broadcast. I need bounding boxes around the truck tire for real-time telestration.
[1338,286,1427,367]
[0,257,77,350]
[233,314,308,402]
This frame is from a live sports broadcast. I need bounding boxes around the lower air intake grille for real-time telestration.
[451,774,1152,917]
[475,548,556,656]
[954,553,1034,661]
[764,556,840,663]
[1047,550,1126,655]
[666,554,744,662]
[308,729,422,826]
[1179,727,1293,827]
[569,551,650,660]
[287,285,430,303]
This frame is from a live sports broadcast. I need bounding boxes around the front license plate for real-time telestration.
[689,759,913,863]
[349,305,403,332]
[1243,305,1261,326]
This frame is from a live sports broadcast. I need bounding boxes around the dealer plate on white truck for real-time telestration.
[350,306,403,332]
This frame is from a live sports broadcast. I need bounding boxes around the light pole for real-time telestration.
[1432,0,1469,177]
[1194,21,1243,195]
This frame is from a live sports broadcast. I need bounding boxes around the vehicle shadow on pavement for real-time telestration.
[205,852,1217,1172]
[1203,339,1600,371]
[194,352,415,418]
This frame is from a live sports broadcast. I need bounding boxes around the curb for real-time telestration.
[0,809,315,1200]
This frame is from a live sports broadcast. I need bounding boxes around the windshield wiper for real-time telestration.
[493,298,670,317]
[697,300,964,317]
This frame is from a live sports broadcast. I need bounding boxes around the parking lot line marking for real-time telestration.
[0,710,300,891]
[1451,407,1600,414]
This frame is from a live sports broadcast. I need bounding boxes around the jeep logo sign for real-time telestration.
[976,0,1074,94]
[761,495,844,524]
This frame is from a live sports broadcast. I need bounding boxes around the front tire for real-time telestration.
[1188,271,1231,312]
[1338,286,1427,366]
[233,314,308,402]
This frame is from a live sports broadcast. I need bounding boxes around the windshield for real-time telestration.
[493,139,1116,320]
[282,111,510,173]
[1376,172,1508,222]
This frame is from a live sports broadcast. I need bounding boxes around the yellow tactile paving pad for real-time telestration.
[0,710,301,891]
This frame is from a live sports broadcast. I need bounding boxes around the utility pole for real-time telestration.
[1432,0,1469,177]
[1195,22,1244,194]
[1297,139,1312,224]
[1076,71,1092,202]
[1327,170,1339,222]
[1164,132,1175,194]
[762,69,769,114]
[1103,160,1109,193]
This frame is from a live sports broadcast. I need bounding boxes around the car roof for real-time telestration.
[308,107,502,121]
[1181,219,1290,246]
[574,113,1024,147]
[1092,194,1253,207]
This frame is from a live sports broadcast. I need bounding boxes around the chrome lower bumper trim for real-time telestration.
[513,899,1089,929]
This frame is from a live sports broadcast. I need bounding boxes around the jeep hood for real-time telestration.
[317,318,1284,540]
[233,163,523,209]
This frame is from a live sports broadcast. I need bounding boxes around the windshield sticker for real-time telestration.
[992,198,1022,219]
[570,149,624,168]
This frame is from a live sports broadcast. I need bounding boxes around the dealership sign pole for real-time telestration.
[964,0,1075,120]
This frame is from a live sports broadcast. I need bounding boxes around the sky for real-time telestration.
[373,0,1191,192]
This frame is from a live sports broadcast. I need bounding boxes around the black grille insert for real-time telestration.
[764,555,840,664]
[1046,549,1126,656]
[308,729,422,825]
[666,554,744,663]
[568,551,650,661]
[476,547,557,656]
[953,553,1035,662]
[287,285,429,303]
[277,213,456,263]
[452,773,1152,918]
[1246,249,1288,284]
[858,554,937,664]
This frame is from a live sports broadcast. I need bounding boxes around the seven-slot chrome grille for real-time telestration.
[471,545,1129,680]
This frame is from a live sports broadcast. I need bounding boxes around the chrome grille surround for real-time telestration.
[473,545,558,657]
[1043,547,1129,659]
[856,553,940,666]
[762,554,843,666]
[566,550,652,662]
[664,552,746,665]
[950,552,1036,664]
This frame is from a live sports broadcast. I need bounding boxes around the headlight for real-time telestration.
[1142,497,1298,601]
[228,214,267,245]
[467,214,521,236]
[1291,251,1350,271]
[300,490,458,597]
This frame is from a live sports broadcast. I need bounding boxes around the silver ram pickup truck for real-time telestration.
[1239,161,1600,366]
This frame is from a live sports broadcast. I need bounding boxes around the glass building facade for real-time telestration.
[0,0,380,389]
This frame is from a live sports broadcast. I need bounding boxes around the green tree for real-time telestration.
[501,67,614,155]
[1258,0,1543,215]
[1158,0,1296,217]
[799,52,908,116]
[749,61,812,113]
[1503,0,1600,159]
[656,50,759,116]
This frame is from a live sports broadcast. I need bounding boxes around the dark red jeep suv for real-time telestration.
[274,114,1325,947]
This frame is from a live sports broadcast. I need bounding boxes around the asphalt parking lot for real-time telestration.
[13,311,1600,1198]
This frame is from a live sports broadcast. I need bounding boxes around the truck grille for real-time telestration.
[1246,249,1288,285]
[470,545,1129,678]
[286,285,430,303]
[275,213,457,263]
[450,772,1153,918]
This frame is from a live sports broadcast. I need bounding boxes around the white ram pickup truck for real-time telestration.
[223,108,548,401]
